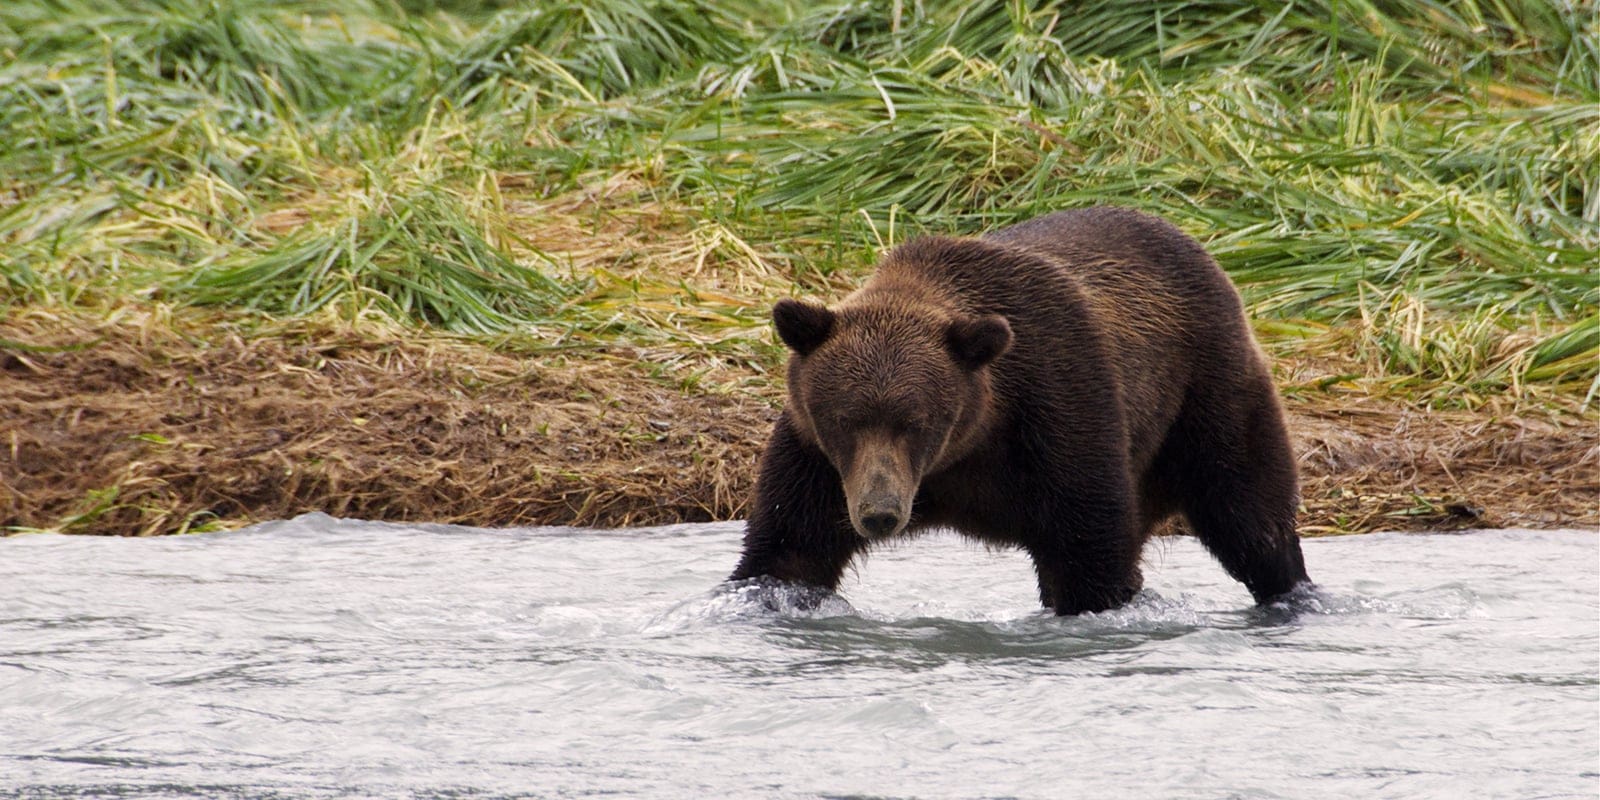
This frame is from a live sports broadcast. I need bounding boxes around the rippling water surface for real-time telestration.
[2,516,1596,799]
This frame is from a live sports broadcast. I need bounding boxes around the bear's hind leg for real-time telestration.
[1169,386,1311,603]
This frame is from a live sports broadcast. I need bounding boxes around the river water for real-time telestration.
[1,516,1595,799]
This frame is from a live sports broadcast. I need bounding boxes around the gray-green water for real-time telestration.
[2,516,1596,799]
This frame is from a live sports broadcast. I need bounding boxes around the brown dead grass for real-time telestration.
[1289,402,1597,533]
[2,309,1595,536]
[1,309,771,535]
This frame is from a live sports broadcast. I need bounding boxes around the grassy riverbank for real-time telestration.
[3,0,1596,535]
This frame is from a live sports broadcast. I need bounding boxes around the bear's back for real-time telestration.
[983,206,1255,358]
[874,205,1262,381]
[984,207,1240,317]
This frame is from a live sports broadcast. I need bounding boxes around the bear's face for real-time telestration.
[773,298,1011,540]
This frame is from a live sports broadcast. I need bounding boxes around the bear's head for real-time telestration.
[773,296,1011,540]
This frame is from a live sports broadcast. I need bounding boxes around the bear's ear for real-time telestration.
[773,298,836,356]
[945,314,1012,370]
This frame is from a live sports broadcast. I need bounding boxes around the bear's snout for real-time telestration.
[852,488,909,539]
[856,500,903,538]
[843,432,916,539]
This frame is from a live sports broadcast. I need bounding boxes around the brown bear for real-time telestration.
[728,206,1310,614]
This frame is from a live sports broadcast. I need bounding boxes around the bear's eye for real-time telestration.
[894,416,930,437]
[827,410,856,431]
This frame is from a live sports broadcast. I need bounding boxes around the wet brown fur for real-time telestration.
[729,207,1311,613]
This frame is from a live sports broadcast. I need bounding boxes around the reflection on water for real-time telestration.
[2,516,1596,799]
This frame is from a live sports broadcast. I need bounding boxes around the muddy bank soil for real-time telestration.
[3,314,1595,536]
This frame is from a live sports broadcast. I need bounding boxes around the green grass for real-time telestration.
[2,0,1595,405]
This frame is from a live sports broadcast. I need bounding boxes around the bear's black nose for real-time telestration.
[859,511,901,537]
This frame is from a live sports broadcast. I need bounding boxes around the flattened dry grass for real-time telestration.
[1,309,771,535]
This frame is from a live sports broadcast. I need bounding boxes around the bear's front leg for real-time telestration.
[729,412,860,589]
[1027,499,1145,615]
